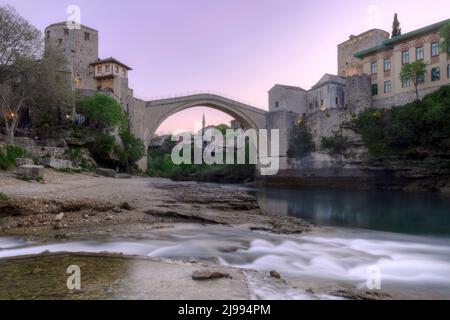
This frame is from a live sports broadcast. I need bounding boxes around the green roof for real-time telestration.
[354,18,450,59]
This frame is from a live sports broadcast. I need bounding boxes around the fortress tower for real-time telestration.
[337,29,390,77]
[44,22,99,91]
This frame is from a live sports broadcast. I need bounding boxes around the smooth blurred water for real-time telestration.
[1,186,450,299]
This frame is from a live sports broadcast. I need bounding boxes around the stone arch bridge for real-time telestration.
[128,93,268,170]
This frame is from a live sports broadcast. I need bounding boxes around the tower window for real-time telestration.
[275,101,279,108]
[84,32,90,41]
[64,28,69,36]
[46,30,50,38]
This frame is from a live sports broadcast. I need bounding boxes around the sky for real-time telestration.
[2,0,450,134]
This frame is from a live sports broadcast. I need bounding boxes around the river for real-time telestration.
[1,185,450,299]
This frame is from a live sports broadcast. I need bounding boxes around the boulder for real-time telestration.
[45,158,73,170]
[192,270,232,281]
[96,168,116,178]
[16,165,44,180]
[16,158,34,167]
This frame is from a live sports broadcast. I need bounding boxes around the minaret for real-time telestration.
[202,113,206,146]
[202,113,206,131]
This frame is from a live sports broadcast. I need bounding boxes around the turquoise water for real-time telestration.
[253,187,450,237]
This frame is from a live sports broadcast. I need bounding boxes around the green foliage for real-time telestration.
[321,132,348,156]
[77,94,128,129]
[88,132,116,166]
[147,135,255,183]
[400,61,428,100]
[0,192,9,201]
[287,124,316,158]
[439,22,450,54]
[118,128,145,168]
[0,145,25,170]
[354,85,450,156]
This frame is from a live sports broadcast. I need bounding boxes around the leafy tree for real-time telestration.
[392,14,401,37]
[77,93,128,129]
[0,56,40,140]
[287,124,316,158]
[117,127,145,172]
[400,61,427,101]
[0,6,42,69]
[439,22,450,54]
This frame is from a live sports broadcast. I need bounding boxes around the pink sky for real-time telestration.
[2,0,450,134]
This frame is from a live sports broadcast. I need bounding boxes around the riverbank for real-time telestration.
[2,170,449,300]
[0,170,312,238]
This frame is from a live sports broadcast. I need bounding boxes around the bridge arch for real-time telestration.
[129,93,268,170]
[138,94,267,146]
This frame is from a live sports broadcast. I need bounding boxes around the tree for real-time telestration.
[0,6,42,70]
[439,22,450,54]
[77,93,128,129]
[400,61,427,101]
[392,13,401,37]
[31,48,73,128]
[0,56,40,140]
[287,124,316,158]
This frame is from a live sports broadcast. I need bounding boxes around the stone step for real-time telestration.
[16,165,44,180]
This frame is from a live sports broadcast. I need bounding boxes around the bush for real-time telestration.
[353,85,450,156]
[287,124,316,158]
[0,192,9,201]
[321,132,348,156]
[77,93,128,129]
[0,145,26,170]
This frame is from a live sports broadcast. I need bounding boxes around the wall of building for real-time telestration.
[362,32,450,108]
[268,86,307,114]
[338,29,390,77]
[45,23,99,91]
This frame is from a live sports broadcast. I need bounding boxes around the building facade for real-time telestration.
[354,19,450,108]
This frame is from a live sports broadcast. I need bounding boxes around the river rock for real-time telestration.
[192,270,232,281]
[96,168,116,178]
[16,165,44,180]
[269,271,282,279]
[54,213,64,222]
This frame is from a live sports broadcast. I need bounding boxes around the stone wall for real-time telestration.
[344,74,372,112]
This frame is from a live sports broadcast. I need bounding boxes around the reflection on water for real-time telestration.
[254,187,450,236]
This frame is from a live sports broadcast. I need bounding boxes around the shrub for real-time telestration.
[354,85,450,156]
[287,124,316,158]
[321,132,348,156]
[0,192,10,201]
[0,145,26,170]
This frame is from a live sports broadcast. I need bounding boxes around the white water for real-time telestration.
[1,225,450,299]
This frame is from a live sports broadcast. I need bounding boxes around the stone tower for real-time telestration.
[337,29,389,77]
[44,22,99,91]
